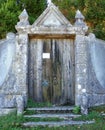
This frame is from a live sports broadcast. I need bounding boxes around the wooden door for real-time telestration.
[28,38,75,105]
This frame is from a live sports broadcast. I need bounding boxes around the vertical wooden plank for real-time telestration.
[52,39,62,104]
[28,39,37,100]
[42,39,52,102]
[54,39,75,105]
[70,39,75,104]
[35,39,43,102]
[28,39,34,99]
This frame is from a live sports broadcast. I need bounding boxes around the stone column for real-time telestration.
[15,9,29,115]
[75,34,88,114]
[15,33,28,115]
[74,10,88,114]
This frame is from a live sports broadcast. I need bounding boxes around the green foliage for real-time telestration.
[89,105,105,113]
[0,105,105,129]
[0,0,46,39]
[0,0,105,40]
[0,0,21,38]
[73,106,80,114]
[84,0,105,40]
[27,98,52,108]
[74,111,100,121]
[18,0,46,24]
[0,112,24,129]
[53,0,105,40]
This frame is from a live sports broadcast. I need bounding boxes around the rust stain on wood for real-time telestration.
[29,34,75,40]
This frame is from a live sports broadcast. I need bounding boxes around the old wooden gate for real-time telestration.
[28,35,75,105]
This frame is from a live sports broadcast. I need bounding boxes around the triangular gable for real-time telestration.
[33,3,72,27]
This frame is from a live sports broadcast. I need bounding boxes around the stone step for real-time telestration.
[22,120,95,127]
[27,106,74,112]
[102,113,105,116]
[24,113,81,119]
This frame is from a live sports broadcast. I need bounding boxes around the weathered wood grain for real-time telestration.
[28,38,75,105]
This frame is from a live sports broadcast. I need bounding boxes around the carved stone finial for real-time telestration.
[75,10,86,27]
[75,10,85,19]
[16,9,29,26]
[19,9,28,21]
[47,0,52,6]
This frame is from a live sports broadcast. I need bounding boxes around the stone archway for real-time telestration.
[15,2,88,113]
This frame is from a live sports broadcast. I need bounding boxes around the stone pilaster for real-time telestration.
[15,33,28,114]
[75,35,88,108]
[15,9,29,114]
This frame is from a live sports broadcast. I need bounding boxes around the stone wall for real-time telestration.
[87,34,105,107]
[0,2,105,115]
[0,33,17,115]
[0,32,29,115]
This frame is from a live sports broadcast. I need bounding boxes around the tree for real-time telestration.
[0,0,20,38]
[84,0,105,40]
[0,0,46,39]
[0,0,105,40]
[18,0,46,24]
[53,0,105,40]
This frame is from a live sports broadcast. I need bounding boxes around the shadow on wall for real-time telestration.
[0,33,15,87]
[89,34,105,88]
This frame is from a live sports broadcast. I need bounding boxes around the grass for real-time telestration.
[0,105,105,130]
[27,99,52,108]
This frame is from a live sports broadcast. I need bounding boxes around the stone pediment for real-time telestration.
[33,3,72,27]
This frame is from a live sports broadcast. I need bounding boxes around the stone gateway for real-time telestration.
[0,2,105,115]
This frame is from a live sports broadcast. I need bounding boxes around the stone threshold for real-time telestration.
[101,113,105,116]
[27,106,74,111]
[22,120,95,127]
[24,113,81,119]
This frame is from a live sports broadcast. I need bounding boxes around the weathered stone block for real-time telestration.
[0,94,4,108]
[16,95,24,115]
[0,94,15,108]
[76,45,87,54]
[75,64,87,74]
[88,94,105,107]
[0,108,16,116]
[81,93,88,115]
[75,54,87,64]
[4,95,16,108]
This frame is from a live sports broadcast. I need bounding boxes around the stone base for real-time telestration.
[88,94,105,107]
[0,108,16,116]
